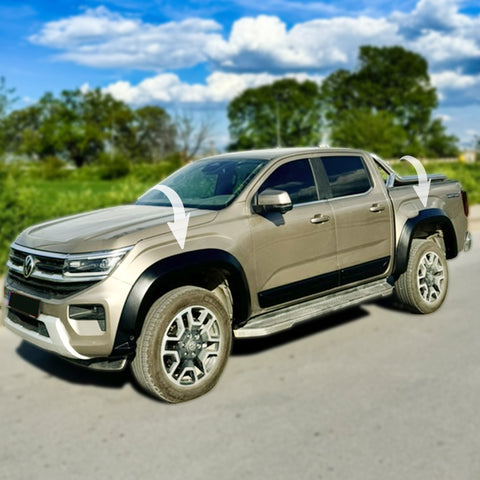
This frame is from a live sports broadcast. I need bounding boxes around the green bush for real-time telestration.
[0,177,37,270]
[96,152,131,180]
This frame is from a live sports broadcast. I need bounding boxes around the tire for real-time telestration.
[131,286,232,403]
[394,238,449,314]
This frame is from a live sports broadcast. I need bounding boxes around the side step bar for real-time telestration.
[234,279,393,338]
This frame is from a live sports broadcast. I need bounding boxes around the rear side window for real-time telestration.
[259,159,318,205]
[321,156,371,198]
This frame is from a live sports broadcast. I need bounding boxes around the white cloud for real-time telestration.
[409,31,480,63]
[30,7,223,70]
[435,113,452,123]
[104,71,324,105]
[206,14,400,71]
[29,1,480,76]
[29,0,480,108]
[392,0,480,70]
[431,71,479,89]
[30,7,139,47]
[431,71,480,105]
[391,0,464,33]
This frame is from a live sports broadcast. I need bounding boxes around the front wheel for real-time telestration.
[131,286,232,403]
[394,238,449,314]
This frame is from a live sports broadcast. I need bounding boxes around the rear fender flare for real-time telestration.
[394,208,457,277]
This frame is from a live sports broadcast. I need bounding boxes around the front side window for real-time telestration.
[259,159,318,205]
[320,156,371,198]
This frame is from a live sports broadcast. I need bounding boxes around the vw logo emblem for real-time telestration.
[23,255,36,278]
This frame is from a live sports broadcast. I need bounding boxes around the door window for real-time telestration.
[320,156,371,198]
[259,159,318,205]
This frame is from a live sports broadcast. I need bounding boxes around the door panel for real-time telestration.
[250,158,338,307]
[316,155,393,281]
[251,201,337,298]
[329,190,392,268]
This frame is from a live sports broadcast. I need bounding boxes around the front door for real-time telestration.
[249,158,338,309]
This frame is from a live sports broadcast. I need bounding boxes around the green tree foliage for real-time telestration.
[321,46,458,157]
[329,110,407,158]
[0,77,19,153]
[1,88,177,166]
[134,106,177,162]
[227,78,323,150]
[0,76,18,118]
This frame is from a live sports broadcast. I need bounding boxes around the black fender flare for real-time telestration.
[111,249,251,357]
[393,208,458,277]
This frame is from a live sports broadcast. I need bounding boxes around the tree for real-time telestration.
[1,88,142,166]
[227,78,323,151]
[175,111,214,162]
[321,46,457,157]
[329,109,407,158]
[0,76,17,118]
[0,77,19,155]
[51,88,135,167]
[1,104,42,157]
[134,106,176,162]
[422,118,458,158]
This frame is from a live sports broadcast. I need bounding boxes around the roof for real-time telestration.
[204,147,366,162]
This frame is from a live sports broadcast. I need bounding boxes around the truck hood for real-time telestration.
[15,204,218,253]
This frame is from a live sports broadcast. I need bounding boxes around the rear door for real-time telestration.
[249,158,337,309]
[313,154,393,286]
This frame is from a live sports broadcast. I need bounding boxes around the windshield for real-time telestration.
[137,157,268,210]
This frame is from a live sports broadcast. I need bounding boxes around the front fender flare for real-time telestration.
[111,249,250,357]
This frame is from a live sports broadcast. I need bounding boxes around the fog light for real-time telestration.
[69,305,106,331]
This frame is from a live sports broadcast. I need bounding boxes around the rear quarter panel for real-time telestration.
[388,180,468,251]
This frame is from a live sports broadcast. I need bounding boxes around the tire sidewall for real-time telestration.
[141,287,232,403]
[408,239,449,314]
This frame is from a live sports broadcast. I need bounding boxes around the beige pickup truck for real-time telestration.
[3,147,471,402]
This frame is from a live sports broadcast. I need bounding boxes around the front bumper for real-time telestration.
[2,274,132,360]
[4,308,90,359]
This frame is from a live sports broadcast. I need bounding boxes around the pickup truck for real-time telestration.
[2,147,471,402]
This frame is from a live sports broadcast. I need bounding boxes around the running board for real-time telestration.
[234,279,393,338]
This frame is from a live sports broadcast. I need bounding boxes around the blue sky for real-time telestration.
[1,0,479,150]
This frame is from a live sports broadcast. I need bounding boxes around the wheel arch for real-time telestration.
[112,249,251,357]
[394,208,458,277]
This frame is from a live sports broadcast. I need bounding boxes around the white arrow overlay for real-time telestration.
[400,155,431,208]
[151,185,190,249]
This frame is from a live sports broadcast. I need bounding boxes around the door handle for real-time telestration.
[369,204,385,213]
[310,214,330,224]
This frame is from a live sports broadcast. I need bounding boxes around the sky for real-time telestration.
[1,0,479,151]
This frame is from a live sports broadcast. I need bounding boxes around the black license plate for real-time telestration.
[8,291,41,318]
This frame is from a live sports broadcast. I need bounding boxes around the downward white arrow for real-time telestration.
[151,185,190,249]
[400,155,431,208]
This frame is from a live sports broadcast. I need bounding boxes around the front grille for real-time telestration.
[8,308,49,337]
[9,247,64,275]
[7,245,102,300]
[7,271,99,300]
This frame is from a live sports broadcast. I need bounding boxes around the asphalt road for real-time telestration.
[1,233,479,480]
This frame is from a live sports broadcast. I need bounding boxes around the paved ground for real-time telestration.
[469,204,480,233]
[1,233,479,480]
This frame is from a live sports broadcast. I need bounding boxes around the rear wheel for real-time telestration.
[131,286,232,403]
[394,238,448,314]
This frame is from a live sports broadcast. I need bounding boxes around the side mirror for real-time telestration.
[253,189,293,214]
